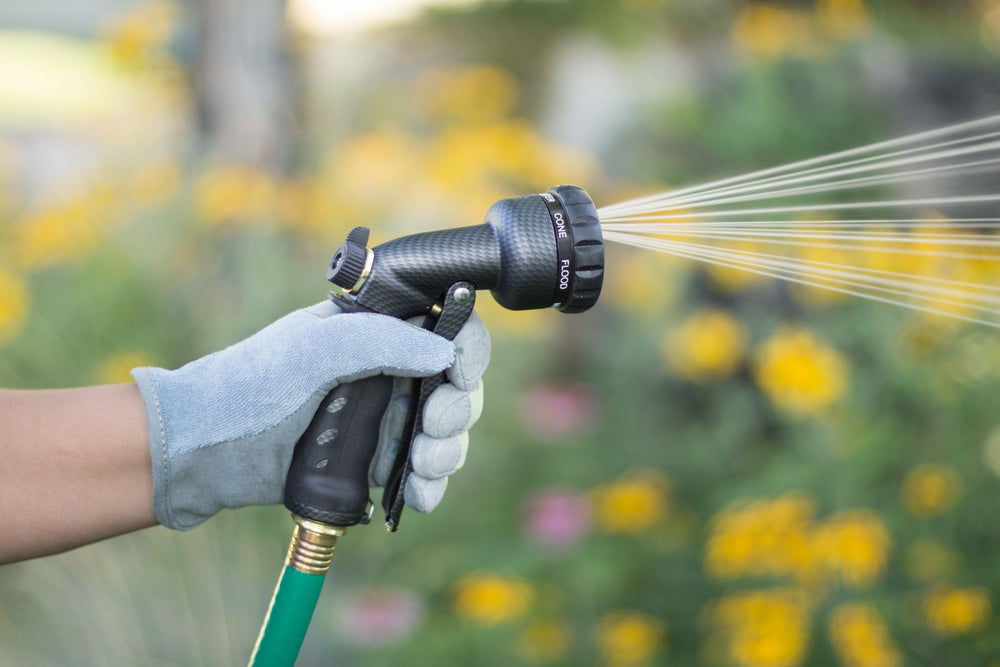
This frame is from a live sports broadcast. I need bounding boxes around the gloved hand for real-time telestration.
[131,302,490,530]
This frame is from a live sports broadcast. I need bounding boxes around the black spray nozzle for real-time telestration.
[328,185,604,318]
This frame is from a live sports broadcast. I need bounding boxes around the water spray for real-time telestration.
[600,112,1000,327]
[250,185,604,665]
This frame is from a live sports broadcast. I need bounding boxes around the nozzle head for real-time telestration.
[486,184,604,313]
[547,184,604,313]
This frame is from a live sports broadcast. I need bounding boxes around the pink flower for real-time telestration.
[521,382,600,442]
[523,488,591,551]
[334,588,424,646]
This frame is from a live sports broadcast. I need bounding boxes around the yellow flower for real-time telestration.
[709,589,810,667]
[897,215,990,327]
[12,200,102,269]
[95,351,156,385]
[597,611,665,666]
[518,620,571,663]
[855,224,902,277]
[706,495,889,589]
[323,130,422,221]
[705,239,771,293]
[705,493,818,583]
[901,464,961,518]
[102,0,179,67]
[923,586,991,636]
[592,471,669,534]
[829,603,902,667]
[813,510,891,588]
[904,540,959,584]
[194,165,277,227]
[732,4,818,60]
[425,120,597,208]
[788,239,852,306]
[319,84,598,231]
[0,269,28,344]
[452,573,532,625]
[414,65,519,123]
[816,0,871,41]
[950,248,1000,315]
[887,213,952,297]
[754,327,848,417]
[663,308,746,382]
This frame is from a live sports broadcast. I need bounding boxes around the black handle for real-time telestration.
[284,375,394,526]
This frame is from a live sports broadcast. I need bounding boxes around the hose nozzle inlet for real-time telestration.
[328,185,604,318]
[285,515,347,575]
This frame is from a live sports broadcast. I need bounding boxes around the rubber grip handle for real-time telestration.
[284,375,394,526]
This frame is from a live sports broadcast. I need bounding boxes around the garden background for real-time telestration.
[1,1,999,665]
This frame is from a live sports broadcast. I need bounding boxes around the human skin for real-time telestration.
[0,384,157,564]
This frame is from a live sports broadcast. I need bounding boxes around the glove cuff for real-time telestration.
[132,365,311,530]
[131,366,175,529]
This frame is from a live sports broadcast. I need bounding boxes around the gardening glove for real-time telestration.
[131,301,490,530]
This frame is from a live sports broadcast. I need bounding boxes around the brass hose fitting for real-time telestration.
[285,514,348,575]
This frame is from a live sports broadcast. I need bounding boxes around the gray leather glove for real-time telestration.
[132,302,490,530]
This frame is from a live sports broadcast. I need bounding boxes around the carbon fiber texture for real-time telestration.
[356,224,501,318]
[351,186,602,318]
[486,195,559,311]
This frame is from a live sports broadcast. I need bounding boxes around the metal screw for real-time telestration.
[453,286,472,304]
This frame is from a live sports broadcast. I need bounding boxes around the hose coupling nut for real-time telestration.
[286,514,348,575]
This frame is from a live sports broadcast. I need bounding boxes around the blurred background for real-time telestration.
[1,0,999,665]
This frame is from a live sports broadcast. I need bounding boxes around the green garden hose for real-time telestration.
[249,517,347,666]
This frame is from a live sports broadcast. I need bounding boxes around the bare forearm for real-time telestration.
[0,384,157,563]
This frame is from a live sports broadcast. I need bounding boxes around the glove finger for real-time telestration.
[410,432,469,479]
[422,380,484,439]
[447,312,490,391]
[404,474,448,513]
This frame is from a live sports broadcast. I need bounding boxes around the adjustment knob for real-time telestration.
[327,227,370,290]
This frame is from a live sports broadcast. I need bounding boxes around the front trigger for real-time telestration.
[381,281,476,531]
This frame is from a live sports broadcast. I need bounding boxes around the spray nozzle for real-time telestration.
[329,184,604,317]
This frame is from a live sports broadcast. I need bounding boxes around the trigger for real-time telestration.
[382,281,477,531]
